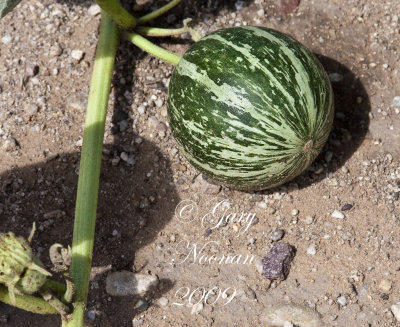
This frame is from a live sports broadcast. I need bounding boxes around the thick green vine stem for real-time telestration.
[95,0,136,29]
[63,11,119,327]
[137,0,182,25]
[124,32,181,65]
[0,285,59,314]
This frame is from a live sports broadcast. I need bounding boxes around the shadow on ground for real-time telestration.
[284,54,371,192]
[0,134,179,326]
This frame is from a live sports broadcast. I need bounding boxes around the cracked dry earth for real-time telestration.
[0,0,400,326]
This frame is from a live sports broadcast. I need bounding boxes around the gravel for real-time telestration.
[263,242,296,280]
[106,271,159,296]
[331,210,345,219]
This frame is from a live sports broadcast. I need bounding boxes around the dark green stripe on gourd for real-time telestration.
[168,26,334,190]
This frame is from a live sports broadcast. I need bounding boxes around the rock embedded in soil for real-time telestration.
[88,4,101,16]
[379,279,392,293]
[71,49,84,61]
[341,203,353,211]
[391,303,400,322]
[337,295,347,306]
[261,302,323,327]
[193,174,221,195]
[158,297,169,306]
[331,210,345,219]
[262,242,296,280]
[270,229,285,242]
[106,271,158,296]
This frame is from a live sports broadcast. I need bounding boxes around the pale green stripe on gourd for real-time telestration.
[168,26,334,190]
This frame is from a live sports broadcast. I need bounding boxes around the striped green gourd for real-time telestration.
[167,26,334,190]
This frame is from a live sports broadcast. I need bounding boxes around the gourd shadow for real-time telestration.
[0,47,179,327]
[288,54,371,191]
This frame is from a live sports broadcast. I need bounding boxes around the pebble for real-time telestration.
[137,105,146,114]
[26,64,39,77]
[303,215,314,225]
[166,14,176,23]
[283,322,294,327]
[393,96,400,107]
[134,299,149,311]
[379,279,392,293]
[132,318,144,326]
[193,174,221,195]
[307,244,317,256]
[331,210,345,219]
[271,229,285,242]
[328,72,343,83]
[71,49,84,61]
[88,4,101,16]
[324,151,333,163]
[147,116,159,130]
[106,271,158,296]
[49,43,62,57]
[191,302,203,314]
[119,120,128,132]
[155,98,164,108]
[2,137,18,152]
[24,104,39,120]
[263,242,296,280]
[391,303,400,322]
[234,0,245,10]
[341,203,353,211]
[337,296,347,306]
[87,310,96,320]
[341,166,349,173]
[158,297,169,307]
[254,256,264,275]
[291,209,299,216]
[261,303,322,327]
[1,35,12,44]
[257,8,265,16]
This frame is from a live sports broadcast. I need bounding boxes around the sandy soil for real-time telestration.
[0,0,399,326]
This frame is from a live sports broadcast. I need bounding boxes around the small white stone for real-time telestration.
[307,244,317,255]
[291,209,299,216]
[337,296,347,306]
[379,279,392,293]
[257,9,265,17]
[341,166,349,173]
[137,105,146,114]
[158,297,169,307]
[393,96,400,107]
[283,321,294,327]
[191,302,203,314]
[391,303,400,322]
[1,35,12,44]
[155,99,164,108]
[303,215,314,225]
[254,256,264,275]
[71,49,84,61]
[112,229,118,236]
[106,271,158,296]
[88,4,101,16]
[331,210,345,219]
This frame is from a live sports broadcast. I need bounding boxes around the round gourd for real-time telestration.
[167,26,334,190]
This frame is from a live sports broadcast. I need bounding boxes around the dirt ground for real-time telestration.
[1,0,400,326]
